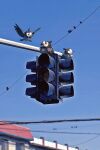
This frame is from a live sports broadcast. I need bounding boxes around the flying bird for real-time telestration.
[14,24,41,41]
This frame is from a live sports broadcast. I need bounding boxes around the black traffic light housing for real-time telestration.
[36,53,59,104]
[58,49,74,100]
[25,41,59,104]
[25,42,74,104]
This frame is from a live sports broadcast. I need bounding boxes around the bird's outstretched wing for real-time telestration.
[14,24,25,37]
[33,27,41,34]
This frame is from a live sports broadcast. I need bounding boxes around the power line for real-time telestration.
[72,135,100,146]
[8,71,27,89]
[20,130,100,136]
[1,117,100,125]
[0,71,27,97]
[53,123,100,130]
[53,5,100,46]
[0,126,100,135]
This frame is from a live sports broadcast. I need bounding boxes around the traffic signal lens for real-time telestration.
[59,58,74,71]
[59,72,74,84]
[38,81,55,96]
[59,85,74,98]
[26,61,36,72]
[38,53,55,68]
[26,87,37,98]
[38,68,55,82]
[26,74,37,85]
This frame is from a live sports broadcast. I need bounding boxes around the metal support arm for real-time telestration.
[0,38,62,56]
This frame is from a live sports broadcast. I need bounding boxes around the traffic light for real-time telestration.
[26,41,60,104]
[36,52,59,104]
[58,48,74,100]
[25,60,37,98]
[25,41,74,104]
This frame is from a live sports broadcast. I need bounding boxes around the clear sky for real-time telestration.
[0,0,100,150]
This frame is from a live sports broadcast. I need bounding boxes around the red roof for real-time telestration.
[0,122,33,140]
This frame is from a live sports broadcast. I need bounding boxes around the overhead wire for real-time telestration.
[18,130,100,136]
[72,135,100,147]
[0,126,100,135]
[0,71,28,97]
[53,5,100,46]
[8,70,27,89]
[1,117,100,125]
[52,123,100,130]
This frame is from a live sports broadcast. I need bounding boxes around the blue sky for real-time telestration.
[0,0,100,149]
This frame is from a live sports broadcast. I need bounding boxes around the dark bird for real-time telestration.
[6,87,9,91]
[14,24,41,41]
[68,29,73,33]
[80,21,83,24]
[73,26,76,29]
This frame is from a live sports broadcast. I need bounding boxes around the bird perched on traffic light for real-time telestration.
[14,24,41,41]
[40,41,54,54]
